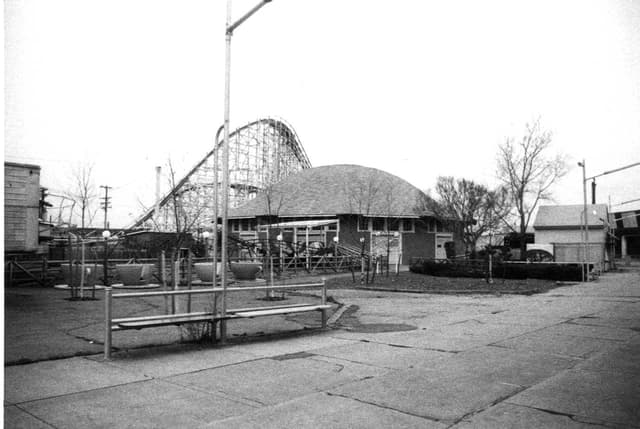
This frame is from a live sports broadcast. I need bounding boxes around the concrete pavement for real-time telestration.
[5,268,640,428]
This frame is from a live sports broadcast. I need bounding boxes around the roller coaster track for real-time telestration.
[130,117,311,232]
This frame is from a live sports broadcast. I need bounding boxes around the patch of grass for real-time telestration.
[325,271,563,295]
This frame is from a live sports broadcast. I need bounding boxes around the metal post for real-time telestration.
[220,0,233,343]
[212,125,223,289]
[160,250,168,313]
[360,237,365,284]
[104,287,112,360]
[187,251,193,313]
[102,237,108,287]
[155,166,161,227]
[321,278,327,328]
[581,161,590,282]
[219,0,272,342]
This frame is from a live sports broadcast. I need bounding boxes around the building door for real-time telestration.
[435,234,452,259]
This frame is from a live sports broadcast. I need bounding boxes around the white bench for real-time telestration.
[104,280,330,359]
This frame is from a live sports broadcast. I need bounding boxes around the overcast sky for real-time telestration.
[5,0,640,228]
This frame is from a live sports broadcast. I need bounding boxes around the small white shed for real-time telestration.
[533,204,611,271]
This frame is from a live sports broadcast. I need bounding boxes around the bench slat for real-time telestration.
[116,314,216,329]
[113,312,213,324]
[233,304,331,318]
[226,303,314,313]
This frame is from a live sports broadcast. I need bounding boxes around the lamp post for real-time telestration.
[220,0,273,342]
[578,161,589,282]
[277,233,283,278]
[212,124,223,289]
[102,230,111,286]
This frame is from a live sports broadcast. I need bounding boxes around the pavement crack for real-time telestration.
[510,404,612,428]
[327,392,443,424]
[14,404,59,428]
[452,385,529,426]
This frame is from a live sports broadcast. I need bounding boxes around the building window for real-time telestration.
[388,219,400,231]
[358,216,369,231]
[402,219,414,232]
[426,218,435,232]
[372,217,385,231]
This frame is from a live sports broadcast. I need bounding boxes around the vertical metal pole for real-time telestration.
[321,278,327,328]
[103,237,109,287]
[172,252,178,314]
[220,0,233,343]
[155,166,161,227]
[581,161,589,282]
[104,287,112,360]
[187,251,193,313]
[213,126,222,288]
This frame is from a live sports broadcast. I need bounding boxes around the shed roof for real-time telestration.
[533,204,608,229]
[228,164,432,219]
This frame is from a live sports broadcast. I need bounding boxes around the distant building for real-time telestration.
[226,164,463,264]
[533,204,611,271]
[4,162,47,253]
[610,209,640,260]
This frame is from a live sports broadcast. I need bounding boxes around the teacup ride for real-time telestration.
[113,263,159,289]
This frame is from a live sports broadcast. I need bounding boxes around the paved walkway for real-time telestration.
[4,267,640,428]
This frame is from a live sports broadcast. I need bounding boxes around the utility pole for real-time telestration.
[100,185,112,286]
[100,185,112,229]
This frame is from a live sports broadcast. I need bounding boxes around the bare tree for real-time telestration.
[344,169,403,278]
[424,176,511,257]
[65,163,98,228]
[166,159,207,249]
[497,118,567,259]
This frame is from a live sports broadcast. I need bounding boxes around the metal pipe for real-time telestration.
[321,278,327,328]
[226,0,271,35]
[220,0,272,341]
[112,282,325,299]
[212,125,223,288]
[220,0,233,344]
[104,287,112,360]
[155,166,161,227]
[585,161,640,181]
[580,161,589,282]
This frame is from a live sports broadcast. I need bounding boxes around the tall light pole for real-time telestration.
[578,161,589,282]
[212,124,223,286]
[220,0,273,343]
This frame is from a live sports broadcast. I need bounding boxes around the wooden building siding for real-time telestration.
[4,163,41,252]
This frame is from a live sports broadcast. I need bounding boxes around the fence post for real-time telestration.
[160,251,168,314]
[187,252,193,313]
[321,278,327,329]
[104,287,112,360]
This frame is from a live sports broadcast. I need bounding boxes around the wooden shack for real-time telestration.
[4,162,42,253]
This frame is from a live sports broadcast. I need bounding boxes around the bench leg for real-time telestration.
[211,320,218,343]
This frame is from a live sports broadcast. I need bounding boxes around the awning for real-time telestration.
[262,219,338,229]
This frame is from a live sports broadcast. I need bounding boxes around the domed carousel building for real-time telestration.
[226,164,463,264]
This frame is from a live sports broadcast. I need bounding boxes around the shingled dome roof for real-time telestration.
[228,164,431,218]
